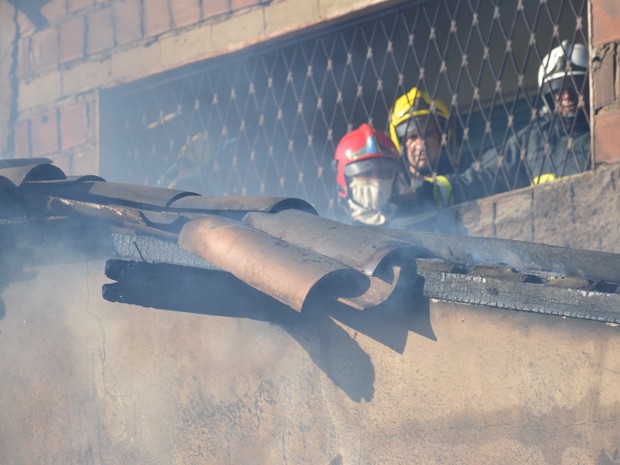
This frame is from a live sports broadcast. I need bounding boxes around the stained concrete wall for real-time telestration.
[0,4,619,463]
[0,243,618,465]
[454,161,620,254]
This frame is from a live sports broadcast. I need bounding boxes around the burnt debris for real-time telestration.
[1,158,619,323]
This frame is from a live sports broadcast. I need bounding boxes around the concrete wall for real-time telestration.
[455,161,620,254]
[1,4,619,462]
[0,244,618,465]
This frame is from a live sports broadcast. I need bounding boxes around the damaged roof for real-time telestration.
[1,158,619,323]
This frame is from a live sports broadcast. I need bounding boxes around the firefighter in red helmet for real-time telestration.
[333,124,405,226]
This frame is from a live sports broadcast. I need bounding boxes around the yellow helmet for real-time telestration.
[388,87,450,153]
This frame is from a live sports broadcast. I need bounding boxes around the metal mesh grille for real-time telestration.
[101,0,589,216]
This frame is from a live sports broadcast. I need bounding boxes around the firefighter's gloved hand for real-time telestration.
[391,175,453,209]
[391,179,436,205]
[389,190,421,206]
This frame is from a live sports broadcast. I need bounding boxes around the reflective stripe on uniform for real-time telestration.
[424,175,453,207]
[532,173,557,185]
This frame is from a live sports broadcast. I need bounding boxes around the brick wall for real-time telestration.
[591,0,620,164]
[8,0,270,173]
[3,0,392,174]
[0,2,16,158]
[7,0,617,172]
[14,0,276,83]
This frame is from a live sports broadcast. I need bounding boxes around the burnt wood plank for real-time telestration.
[383,227,620,285]
[417,259,620,324]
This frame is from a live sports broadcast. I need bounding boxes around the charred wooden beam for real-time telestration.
[383,227,620,285]
[109,233,216,270]
[417,259,620,324]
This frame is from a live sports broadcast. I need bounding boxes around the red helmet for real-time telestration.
[333,124,402,198]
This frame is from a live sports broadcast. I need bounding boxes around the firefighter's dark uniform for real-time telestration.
[345,114,590,232]
[447,114,591,203]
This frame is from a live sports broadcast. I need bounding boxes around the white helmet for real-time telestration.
[538,40,588,95]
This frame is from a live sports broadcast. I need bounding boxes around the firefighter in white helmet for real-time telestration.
[412,41,591,204]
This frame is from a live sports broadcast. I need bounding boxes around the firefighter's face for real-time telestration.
[404,117,441,177]
[553,81,588,118]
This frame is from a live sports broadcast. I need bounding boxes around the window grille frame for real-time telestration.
[101,0,592,217]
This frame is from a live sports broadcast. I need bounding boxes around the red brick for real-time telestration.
[592,0,620,47]
[115,0,143,45]
[31,28,59,73]
[144,0,172,37]
[14,120,31,157]
[230,0,259,10]
[67,0,94,13]
[617,52,620,99]
[592,44,616,111]
[60,16,85,64]
[88,7,115,54]
[60,103,88,149]
[202,0,229,19]
[31,110,59,156]
[171,0,201,28]
[40,0,67,24]
[594,110,620,163]
[17,11,36,35]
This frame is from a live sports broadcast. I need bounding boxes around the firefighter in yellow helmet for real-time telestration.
[388,87,453,207]
[409,41,590,205]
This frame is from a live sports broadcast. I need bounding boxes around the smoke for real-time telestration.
[0,216,382,463]
[2,195,620,465]
[0,222,318,462]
